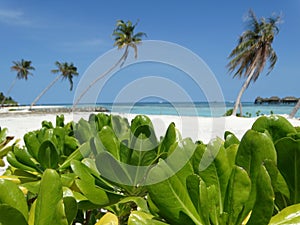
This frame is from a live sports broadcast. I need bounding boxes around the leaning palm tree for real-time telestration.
[1,59,35,107]
[73,19,146,109]
[30,61,78,108]
[228,10,281,116]
[289,99,300,118]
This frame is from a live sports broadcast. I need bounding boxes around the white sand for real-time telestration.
[1,111,300,174]
[1,111,299,144]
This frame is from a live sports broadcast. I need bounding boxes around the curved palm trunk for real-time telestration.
[30,75,61,109]
[289,99,300,118]
[231,69,255,116]
[73,46,129,110]
[1,78,17,107]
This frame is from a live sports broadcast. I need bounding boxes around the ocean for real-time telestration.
[96,102,300,118]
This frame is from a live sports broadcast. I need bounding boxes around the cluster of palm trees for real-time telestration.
[1,14,299,117]
[0,60,78,108]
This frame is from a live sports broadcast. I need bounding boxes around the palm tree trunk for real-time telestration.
[30,75,61,109]
[231,69,255,116]
[289,99,300,118]
[1,78,17,107]
[73,46,129,110]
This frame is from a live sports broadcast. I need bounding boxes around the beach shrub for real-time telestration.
[0,127,15,167]
[1,113,300,224]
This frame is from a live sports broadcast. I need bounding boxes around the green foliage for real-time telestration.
[1,113,300,224]
[0,127,16,167]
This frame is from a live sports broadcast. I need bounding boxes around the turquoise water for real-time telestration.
[97,102,300,118]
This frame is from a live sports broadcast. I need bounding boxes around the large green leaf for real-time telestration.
[269,203,300,224]
[0,204,28,225]
[38,140,59,169]
[235,129,277,222]
[275,137,300,204]
[98,126,121,160]
[34,169,68,225]
[252,115,297,143]
[0,179,28,220]
[63,196,77,225]
[198,138,232,213]
[224,165,251,225]
[24,132,40,160]
[147,139,203,225]
[71,160,110,206]
[246,165,274,225]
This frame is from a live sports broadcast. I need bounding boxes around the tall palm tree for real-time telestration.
[73,19,146,108]
[1,59,35,107]
[228,10,280,116]
[30,61,78,108]
[289,99,300,118]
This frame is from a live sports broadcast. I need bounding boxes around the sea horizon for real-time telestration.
[14,101,300,118]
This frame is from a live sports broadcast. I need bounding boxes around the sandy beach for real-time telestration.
[1,111,300,144]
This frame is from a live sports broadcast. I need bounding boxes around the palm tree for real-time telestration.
[30,61,78,108]
[1,59,35,107]
[289,99,300,118]
[227,10,280,116]
[73,19,146,109]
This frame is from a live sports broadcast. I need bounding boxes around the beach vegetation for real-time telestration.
[227,10,281,116]
[0,92,18,106]
[30,61,79,108]
[73,19,147,108]
[1,114,300,224]
[1,59,35,107]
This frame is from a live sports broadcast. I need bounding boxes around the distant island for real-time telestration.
[0,92,18,106]
[255,96,299,104]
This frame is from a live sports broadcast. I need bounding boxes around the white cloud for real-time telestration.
[0,9,31,26]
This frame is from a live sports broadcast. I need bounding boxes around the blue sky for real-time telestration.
[0,1,299,105]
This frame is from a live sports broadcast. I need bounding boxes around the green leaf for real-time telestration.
[24,132,40,160]
[95,212,118,225]
[70,160,95,184]
[146,139,203,225]
[98,126,120,160]
[198,138,232,213]
[158,122,181,157]
[56,114,65,127]
[0,179,28,220]
[275,137,300,204]
[90,113,111,132]
[224,166,251,225]
[38,140,59,169]
[6,151,37,172]
[71,160,110,206]
[75,118,96,144]
[269,203,300,224]
[34,169,68,225]
[186,174,210,224]
[75,179,109,206]
[224,131,240,148]
[63,196,77,225]
[235,129,277,221]
[0,204,28,225]
[59,142,91,170]
[13,146,39,170]
[128,211,169,225]
[246,165,274,225]
[252,115,297,143]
